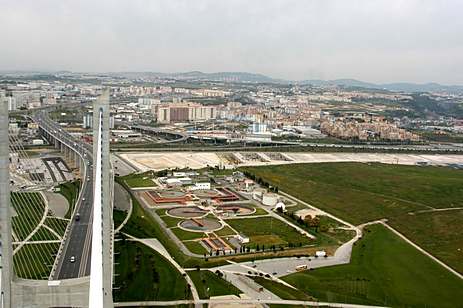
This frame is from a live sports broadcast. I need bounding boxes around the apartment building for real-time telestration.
[156,101,217,123]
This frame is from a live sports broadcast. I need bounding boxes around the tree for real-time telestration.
[309,216,321,232]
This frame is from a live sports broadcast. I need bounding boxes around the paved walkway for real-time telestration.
[411,207,463,214]
[42,223,62,240]
[114,298,388,307]
[12,240,62,245]
[219,271,280,300]
[44,191,69,218]
[13,191,50,254]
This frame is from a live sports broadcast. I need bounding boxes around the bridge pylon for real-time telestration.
[89,89,113,307]
[0,98,13,308]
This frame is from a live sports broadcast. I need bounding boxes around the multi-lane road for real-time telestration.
[33,111,94,279]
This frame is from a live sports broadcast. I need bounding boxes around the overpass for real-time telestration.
[129,124,189,143]
[1,91,113,307]
[33,111,94,279]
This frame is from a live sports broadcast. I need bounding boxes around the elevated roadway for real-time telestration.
[33,111,94,279]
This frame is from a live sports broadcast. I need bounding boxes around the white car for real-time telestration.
[70,256,76,263]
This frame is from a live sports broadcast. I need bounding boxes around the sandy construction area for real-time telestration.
[120,151,463,172]
[120,152,222,171]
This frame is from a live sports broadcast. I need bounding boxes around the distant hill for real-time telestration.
[112,71,283,83]
[2,70,462,93]
[300,79,463,93]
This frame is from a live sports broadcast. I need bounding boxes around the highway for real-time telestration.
[129,124,189,143]
[33,111,94,279]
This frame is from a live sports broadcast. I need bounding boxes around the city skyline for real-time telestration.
[1,0,463,84]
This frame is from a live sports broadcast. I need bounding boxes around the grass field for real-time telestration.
[30,226,59,241]
[159,213,183,228]
[242,163,463,223]
[13,242,60,279]
[11,192,46,241]
[114,241,190,301]
[120,172,156,188]
[113,209,128,231]
[388,209,463,273]
[44,217,68,237]
[57,180,80,219]
[242,163,463,272]
[251,207,269,216]
[283,224,463,307]
[188,270,242,299]
[119,195,161,239]
[183,241,208,255]
[214,225,236,237]
[171,227,206,241]
[252,277,313,301]
[227,217,312,248]
[275,211,355,247]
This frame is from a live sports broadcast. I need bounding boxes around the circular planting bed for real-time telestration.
[193,189,221,198]
[167,206,208,218]
[179,218,222,232]
[157,190,187,198]
[217,204,255,216]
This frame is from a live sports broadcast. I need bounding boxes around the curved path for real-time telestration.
[114,298,387,307]
[123,235,200,302]
[13,191,50,254]
[360,220,463,280]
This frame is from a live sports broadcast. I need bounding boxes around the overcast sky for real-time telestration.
[1,0,462,84]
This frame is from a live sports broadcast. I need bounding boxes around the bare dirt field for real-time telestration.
[120,151,463,171]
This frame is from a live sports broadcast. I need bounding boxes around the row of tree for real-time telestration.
[242,170,279,192]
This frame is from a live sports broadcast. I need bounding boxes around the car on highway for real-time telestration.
[70,256,76,263]
[75,213,80,221]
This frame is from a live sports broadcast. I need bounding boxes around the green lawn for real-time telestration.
[13,242,59,279]
[159,214,183,228]
[113,209,128,231]
[183,241,209,255]
[114,241,190,301]
[214,225,236,237]
[252,207,269,216]
[11,192,46,241]
[283,224,463,307]
[44,217,68,237]
[276,211,355,247]
[56,180,81,219]
[171,228,206,241]
[119,195,161,239]
[388,209,463,273]
[242,163,463,272]
[188,270,241,299]
[121,172,156,188]
[252,277,313,301]
[227,217,312,248]
[242,163,463,224]
[30,226,59,241]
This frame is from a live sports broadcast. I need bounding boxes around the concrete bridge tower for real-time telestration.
[89,89,113,307]
[0,99,13,308]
